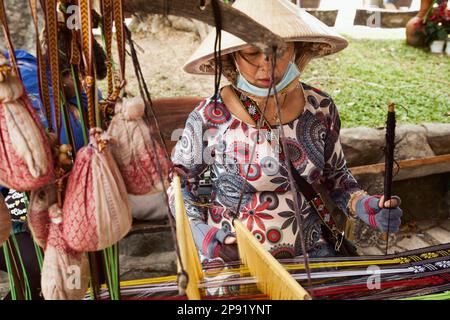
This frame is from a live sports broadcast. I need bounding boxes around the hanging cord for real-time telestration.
[60,89,77,155]
[213,0,271,223]
[28,0,52,131]
[124,25,188,284]
[211,0,222,111]
[269,49,312,288]
[0,0,20,78]
[112,0,126,92]
[79,0,96,129]
[70,65,89,146]
[125,26,171,160]
[43,0,62,140]
[229,63,275,223]
[101,0,114,96]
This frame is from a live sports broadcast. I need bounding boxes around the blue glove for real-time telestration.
[355,195,403,233]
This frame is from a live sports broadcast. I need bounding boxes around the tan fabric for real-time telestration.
[107,97,170,195]
[28,184,57,248]
[41,245,90,300]
[91,136,132,250]
[0,71,54,191]
[0,194,11,247]
[4,100,49,178]
[41,205,90,300]
[62,130,132,252]
[0,71,23,103]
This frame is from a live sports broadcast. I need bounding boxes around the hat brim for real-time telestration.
[183,1,348,75]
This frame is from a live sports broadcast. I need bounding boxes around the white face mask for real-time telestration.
[234,60,301,97]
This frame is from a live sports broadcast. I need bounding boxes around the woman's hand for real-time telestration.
[218,236,239,262]
[355,194,403,233]
[223,235,237,245]
[378,195,401,208]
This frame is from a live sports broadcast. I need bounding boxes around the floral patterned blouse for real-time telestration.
[168,82,362,260]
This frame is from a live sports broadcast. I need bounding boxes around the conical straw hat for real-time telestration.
[184,0,348,75]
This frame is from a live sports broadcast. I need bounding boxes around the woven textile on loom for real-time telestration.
[83,243,450,300]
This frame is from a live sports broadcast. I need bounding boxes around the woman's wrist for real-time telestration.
[348,190,368,218]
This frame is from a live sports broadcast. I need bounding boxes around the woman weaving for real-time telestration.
[168,0,403,262]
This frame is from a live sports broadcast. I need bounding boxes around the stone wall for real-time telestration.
[1,0,36,53]
[342,123,450,168]
[342,123,450,222]
[119,224,177,280]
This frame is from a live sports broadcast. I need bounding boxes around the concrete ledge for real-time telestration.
[305,9,339,26]
[354,9,419,28]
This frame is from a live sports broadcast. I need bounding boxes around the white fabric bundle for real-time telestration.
[41,204,90,300]
[0,60,54,191]
[62,129,132,252]
[107,97,170,195]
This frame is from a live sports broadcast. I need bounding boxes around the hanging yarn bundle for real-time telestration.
[0,193,11,247]
[0,54,54,191]
[41,204,90,300]
[107,96,171,195]
[62,128,132,252]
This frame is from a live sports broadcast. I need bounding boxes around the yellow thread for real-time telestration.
[234,219,311,300]
[173,174,203,300]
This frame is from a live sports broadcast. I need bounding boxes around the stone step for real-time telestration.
[120,221,175,257]
[119,221,177,281]
[120,251,177,281]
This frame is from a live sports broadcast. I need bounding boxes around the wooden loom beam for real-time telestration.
[349,154,450,181]
[122,0,287,56]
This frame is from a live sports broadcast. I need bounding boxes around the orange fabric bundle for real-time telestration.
[62,129,132,252]
[107,97,170,195]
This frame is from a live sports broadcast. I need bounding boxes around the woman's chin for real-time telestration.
[257,80,271,88]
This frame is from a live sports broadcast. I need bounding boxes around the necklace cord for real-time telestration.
[270,49,313,289]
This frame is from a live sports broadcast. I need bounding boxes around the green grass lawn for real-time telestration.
[304,37,450,128]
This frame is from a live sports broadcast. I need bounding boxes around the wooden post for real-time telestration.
[123,0,287,57]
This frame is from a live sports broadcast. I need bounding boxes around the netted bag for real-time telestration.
[0,194,11,247]
[41,204,90,300]
[62,129,132,252]
[107,96,170,195]
[0,58,54,191]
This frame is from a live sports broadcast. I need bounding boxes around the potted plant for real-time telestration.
[446,34,450,54]
[406,0,435,46]
[421,0,450,53]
